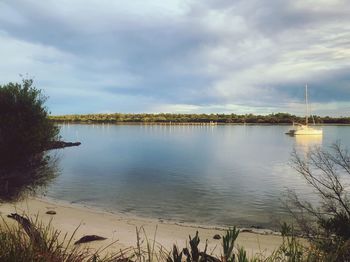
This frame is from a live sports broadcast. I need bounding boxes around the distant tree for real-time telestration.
[0,79,59,166]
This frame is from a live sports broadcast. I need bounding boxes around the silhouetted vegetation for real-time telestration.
[0,215,343,262]
[0,79,60,202]
[0,216,294,262]
[0,214,105,262]
[286,143,350,261]
[50,113,350,124]
[0,79,59,165]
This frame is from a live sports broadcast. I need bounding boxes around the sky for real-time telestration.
[0,0,349,116]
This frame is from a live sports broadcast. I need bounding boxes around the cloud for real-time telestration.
[0,0,349,115]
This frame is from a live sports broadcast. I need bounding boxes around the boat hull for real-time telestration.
[287,126,323,136]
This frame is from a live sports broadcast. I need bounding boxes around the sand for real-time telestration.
[0,197,283,257]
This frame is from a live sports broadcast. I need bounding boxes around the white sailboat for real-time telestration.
[287,85,323,136]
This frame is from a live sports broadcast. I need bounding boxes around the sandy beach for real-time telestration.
[0,197,283,257]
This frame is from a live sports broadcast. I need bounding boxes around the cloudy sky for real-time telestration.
[0,0,349,116]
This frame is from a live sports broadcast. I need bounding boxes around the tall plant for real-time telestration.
[287,142,350,261]
[0,78,59,165]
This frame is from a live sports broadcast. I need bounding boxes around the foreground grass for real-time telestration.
[0,216,95,262]
[0,214,335,262]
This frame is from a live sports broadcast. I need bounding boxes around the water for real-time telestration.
[45,124,350,228]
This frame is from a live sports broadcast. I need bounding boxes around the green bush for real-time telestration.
[0,79,60,202]
[0,78,59,166]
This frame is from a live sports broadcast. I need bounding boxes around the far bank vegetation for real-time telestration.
[50,113,350,124]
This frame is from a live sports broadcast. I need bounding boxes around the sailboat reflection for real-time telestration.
[295,135,322,146]
[294,135,323,155]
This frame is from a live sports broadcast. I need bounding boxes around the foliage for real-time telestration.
[0,215,93,262]
[222,227,240,262]
[3,214,350,262]
[0,79,60,202]
[287,142,350,261]
[0,78,59,166]
[267,223,306,262]
[0,213,135,262]
[166,227,258,262]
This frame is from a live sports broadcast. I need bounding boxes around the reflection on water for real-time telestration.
[295,135,323,155]
[45,124,350,228]
[295,135,323,147]
[0,153,59,202]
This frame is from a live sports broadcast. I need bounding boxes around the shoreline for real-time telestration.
[52,121,350,126]
[0,196,284,256]
[40,195,280,234]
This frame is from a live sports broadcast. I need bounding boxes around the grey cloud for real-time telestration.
[271,68,350,103]
[0,0,349,115]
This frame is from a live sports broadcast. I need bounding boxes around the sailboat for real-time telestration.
[287,84,323,136]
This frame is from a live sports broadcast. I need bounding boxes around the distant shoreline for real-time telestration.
[51,121,350,126]
[49,113,350,125]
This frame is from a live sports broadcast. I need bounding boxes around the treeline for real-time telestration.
[49,113,350,124]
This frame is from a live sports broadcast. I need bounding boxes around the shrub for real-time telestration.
[0,78,60,202]
[287,142,350,261]
[0,78,59,166]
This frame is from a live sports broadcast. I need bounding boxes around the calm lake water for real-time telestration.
[45,124,350,229]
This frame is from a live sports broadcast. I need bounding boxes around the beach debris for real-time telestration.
[7,213,43,245]
[46,210,57,215]
[46,141,81,150]
[74,235,107,245]
[213,234,221,240]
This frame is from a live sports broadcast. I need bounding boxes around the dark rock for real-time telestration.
[241,229,253,233]
[46,210,56,215]
[213,234,221,240]
[74,235,107,245]
[46,141,81,150]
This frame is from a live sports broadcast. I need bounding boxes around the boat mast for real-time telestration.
[305,84,309,125]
